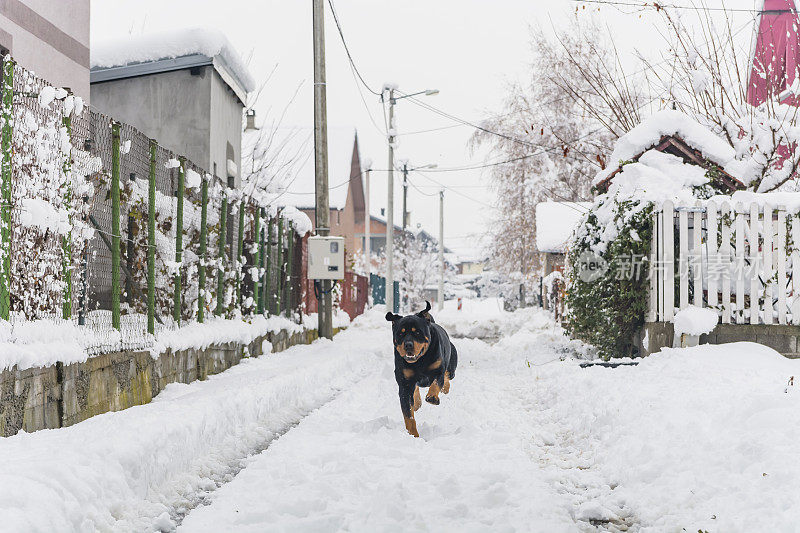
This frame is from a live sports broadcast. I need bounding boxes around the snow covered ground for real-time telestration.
[2,300,799,532]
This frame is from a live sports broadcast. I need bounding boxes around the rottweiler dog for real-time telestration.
[386,301,458,437]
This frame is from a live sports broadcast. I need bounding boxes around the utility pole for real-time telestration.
[364,166,371,294]
[438,189,444,311]
[402,163,408,230]
[386,89,395,314]
[313,0,333,338]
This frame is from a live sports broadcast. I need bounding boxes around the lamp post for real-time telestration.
[401,162,437,231]
[383,88,438,314]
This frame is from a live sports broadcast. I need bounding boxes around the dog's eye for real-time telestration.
[411,327,416,332]
[401,328,405,333]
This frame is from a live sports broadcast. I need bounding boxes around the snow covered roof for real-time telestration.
[593,110,744,191]
[535,201,591,253]
[91,28,255,104]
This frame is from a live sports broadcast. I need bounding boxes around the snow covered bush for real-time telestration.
[565,198,653,358]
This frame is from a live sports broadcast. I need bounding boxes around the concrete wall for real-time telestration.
[90,66,212,168]
[636,321,800,359]
[209,68,243,187]
[0,326,342,437]
[0,0,90,100]
[90,65,244,183]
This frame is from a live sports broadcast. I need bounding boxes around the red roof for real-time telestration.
[747,0,800,106]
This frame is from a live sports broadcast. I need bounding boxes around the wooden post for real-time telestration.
[61,108,73,318]
[264,217,273,315]
[276,216,283,316]
[285,223,294,317]
[692,202,702,308]
[735,203,746,324]
[198,174,208,323]
[0,57,12,320]
[662,200,674,321]
[647,207,658,323]
[174,157,185,325]
[792,215,800,325]
[707,201,718,312]
[216,189,228,316]
[253,205,261,315]
[679,207,689,310]
[763,206,774,324]
[147,140,156,334]
[236,200,245,311]
[749,202,760,325]
[720,201,732,324]
[111,122,121,330]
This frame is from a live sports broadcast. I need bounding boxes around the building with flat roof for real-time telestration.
[0,0,90,99]
[90,28,254,187]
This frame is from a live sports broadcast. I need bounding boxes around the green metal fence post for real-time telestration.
[198,174,208,323]
[111,122,121,330]
[147,140,156,334]
[276,216,283,316]
[285,223,294,317]
[173,157,185,325]
[236,199,245,312]
[216,189,227,316]
[61,105,73,319]
[0,57,13,320]
[253,205,260,314]
[264,217,273,315]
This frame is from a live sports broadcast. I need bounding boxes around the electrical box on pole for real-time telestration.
[308,236,345,280]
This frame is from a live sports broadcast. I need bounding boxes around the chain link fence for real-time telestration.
[1,56,305,355]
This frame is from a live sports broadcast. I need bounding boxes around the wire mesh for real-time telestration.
[2,57,307,357]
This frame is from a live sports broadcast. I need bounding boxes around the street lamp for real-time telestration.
[383,86,439,314]
[402,162,437,230]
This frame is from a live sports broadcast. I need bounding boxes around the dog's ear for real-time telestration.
[416,301,433,322]
[385,312,401,322]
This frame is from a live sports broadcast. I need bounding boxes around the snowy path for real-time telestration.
[3,299,799,532]
[178,314,582,532]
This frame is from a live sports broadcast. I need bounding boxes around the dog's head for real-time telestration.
[386,301,434,363]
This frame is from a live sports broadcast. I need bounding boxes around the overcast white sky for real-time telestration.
[91,0,760,257]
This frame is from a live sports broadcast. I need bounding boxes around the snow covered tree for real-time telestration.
[395,231,441,311]
[471,21,625,301]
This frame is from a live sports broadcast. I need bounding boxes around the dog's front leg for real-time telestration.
[399,384,419,437]
[425,371,445,405]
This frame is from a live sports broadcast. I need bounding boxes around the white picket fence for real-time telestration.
[649,200,800,326]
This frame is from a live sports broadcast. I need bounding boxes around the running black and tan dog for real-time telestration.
[386,301,458,437]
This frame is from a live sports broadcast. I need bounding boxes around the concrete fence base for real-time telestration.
[636,322,800,359]
[0,326,340,437]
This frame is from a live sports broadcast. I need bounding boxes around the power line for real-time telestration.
[573,0,778,13]
[326,0,382,95]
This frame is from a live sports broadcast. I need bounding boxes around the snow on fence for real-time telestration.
[649,199,800,326]
[0,55,308,358]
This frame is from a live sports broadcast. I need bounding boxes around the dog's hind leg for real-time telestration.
[442,372,451,394]
[413,385,422,412]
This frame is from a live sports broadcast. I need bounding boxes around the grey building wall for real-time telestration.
[90,65,244,182]
[210,67,243,187]
[0,0,90,100]
[90,66,212,169]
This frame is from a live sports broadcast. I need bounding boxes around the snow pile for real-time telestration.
[708,189,800,213]
[535,201,590,253]
[152,314,306,355]
[280,205,313,236]
[0,318,102,371]
[673,305,718,336]
[92,27,255,92]
[302,308,352,331]
[0,311,382,531]
[593,109,738,186]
